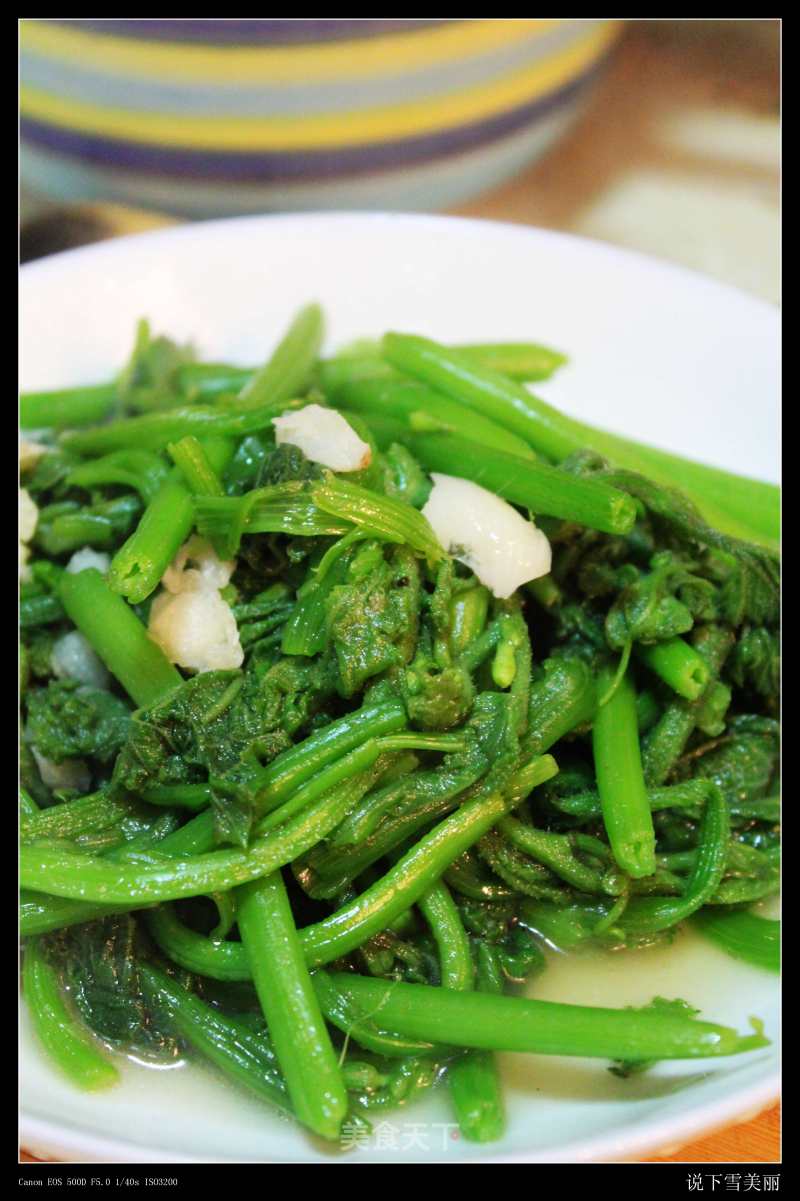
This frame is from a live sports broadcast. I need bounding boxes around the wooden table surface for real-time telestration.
[19,18,779,1168]
[454,20,778,302]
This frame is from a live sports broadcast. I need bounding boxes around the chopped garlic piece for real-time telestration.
[162,535,235,595]
[32,748,91,794]
[148,536,242,672]
[149,588,244,673]
[51,631,111,689]
[273,404,371,472]
[66,547,111,575]
[422,473,551,599]
[20,488,38,542]
[19,488,39,581]
[20,438,48,473]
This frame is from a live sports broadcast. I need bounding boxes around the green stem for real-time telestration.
[312,970,435,1058]
[237,870,347,1141]
[299,756,557,968]
[20,791,136,843]
[637,637,711,701]
[20,592,65,629]
[138,963,292,1117]
[62,400,296,455]
[526,574,563,612]
[456,341,567,381]
[21,382,117,430]
[197,476,443,562]
[446,945,506,1143]
[254,734,458,833]
[449,586,490,657]
[405,431,637,535]
[382,331,577,459]
[145,905,250,981]
[497,816,617,894]
[418,880,506,1143]
[144,697,408,818]
[66,450,169,502]
[458,622,502,674]
[23,937,119,1090]
[20,812,216,936]
[319,339,565,388]
[176,363,254,401]
[145,759,549,989]
[547,779,724,822]
[642,625,734,785]
[621,786,730,934]
[381,332,778,547]
[167,435,225,496]
[523,657,597,757]
[58,568,182,707]
[20,768,388,905]
[19,788,40,820]
[313,477,444,565]
[592,667,656,879]
[418,880,474,991]
[322,374,536,460]
[237,303,323,408]
[280,536,356,657]
[322,972,768,1060]
[36,496,141,556]
[109,437,234,603]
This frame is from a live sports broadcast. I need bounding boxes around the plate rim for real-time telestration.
[20,1073,780,1164]
[20,208,780,323]
[20,209,780,1165]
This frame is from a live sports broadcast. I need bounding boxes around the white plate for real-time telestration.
[20,213,780,1164]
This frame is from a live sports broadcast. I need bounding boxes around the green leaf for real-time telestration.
[24,680,132,765]
[259,443,324,487]
[604,554,705,651]
[43,915,180,1059]
[726,627,780,705]
[110,656,338,843]
[118,319,196,413]
[380,442,431,509]
[674,714,779,807]
[327,545,421,698]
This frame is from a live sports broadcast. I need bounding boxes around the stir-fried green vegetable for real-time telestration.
[19,305,779,1149]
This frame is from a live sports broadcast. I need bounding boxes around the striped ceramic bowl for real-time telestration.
[20,19,621,217]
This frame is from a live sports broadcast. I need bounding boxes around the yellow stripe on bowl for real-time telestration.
[20,21,620,152]
[20,19,562,84]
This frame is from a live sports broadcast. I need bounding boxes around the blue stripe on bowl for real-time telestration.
[22,105,584,217]
[20,20,602,119]
[20,57,605,185]
[49,19,455,45]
